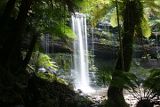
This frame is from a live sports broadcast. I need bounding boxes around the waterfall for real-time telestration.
[71,13,94,93]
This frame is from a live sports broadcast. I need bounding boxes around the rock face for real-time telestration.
[90,41,160,68]
[41,35,73,53]
[0,69,93,107]
[40,31,160,68]
[24,74,94,107]
[140,59,160,68]
[92,43,118,60]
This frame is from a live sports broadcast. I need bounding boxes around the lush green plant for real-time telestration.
[131,69,160,106]
[36,72,68,85]
[51,53,72,71]
[94,59,114,86]
[144,69,160,96]
[110,68,160,106]
[29,0,78,41]
[38,53,58,71]
[81,0,160,39]
[95,66,112,86]
[28,52,58,73]
[36,72,57,81]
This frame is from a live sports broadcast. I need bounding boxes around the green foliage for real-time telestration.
[110,8,122,28]
[55,23,76,39]
[79,0,114,27]
[130,61,151,81]
[28,52,58,73]
[56,77,68,85]
[141,16,151,38]
[80,0,112,13]
[96,67,112,86]
[38,53,58,71]
[143,69,160,95]
[110,71,138,90]
[127,68,160,101]
[137,0,160,38]
[110,9,118,28]
[90,0,160,39]
[51,53,72,72]
[91,3,113,27]
[36,72,68,85]
[143,0,160,17]
[29,0,77,40]
[150,19,160,27]
[36,72,57,82]
[94,59,113,86]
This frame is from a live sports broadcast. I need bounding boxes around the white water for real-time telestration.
[71,13,95,93]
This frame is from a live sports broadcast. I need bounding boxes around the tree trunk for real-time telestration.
[21,31,39,70]
[0,0,16,56]
[0,0,33,72]
[106,0,143,107]
[0,0,16,26]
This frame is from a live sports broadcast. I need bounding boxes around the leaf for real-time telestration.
[110,71,138,89]
[38,53,58,71]
[110,9,118,27]
[82,0,114,27]
[143,69,160,94]
[150,19,160,26]
[141,16,151,39]
[91,5,109,27]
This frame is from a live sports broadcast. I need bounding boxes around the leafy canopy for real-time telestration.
[28,0,81,40]
[79,0,160,38]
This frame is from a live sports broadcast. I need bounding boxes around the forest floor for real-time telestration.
[82,87,138,107]
[87,87,160,107]
[124,90,138,107]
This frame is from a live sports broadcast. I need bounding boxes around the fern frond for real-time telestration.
[141,16,151,38]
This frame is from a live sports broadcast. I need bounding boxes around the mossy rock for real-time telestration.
[24,73,93,107]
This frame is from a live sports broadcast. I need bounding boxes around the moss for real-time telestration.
[36,72,57,82]
[36,72,68,85]
[24,73,93,107]
[0,66,93,107]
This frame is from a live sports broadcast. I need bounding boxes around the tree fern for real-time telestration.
[141,16,151,38]
[78,0,114,27]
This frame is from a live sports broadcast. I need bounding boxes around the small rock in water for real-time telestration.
[77,89,82,94]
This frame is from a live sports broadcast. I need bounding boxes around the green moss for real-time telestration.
[36,72,68,85]
[57,77,68,85]
[36,72,57,82]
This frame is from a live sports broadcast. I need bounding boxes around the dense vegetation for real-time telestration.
[0,0,160,107]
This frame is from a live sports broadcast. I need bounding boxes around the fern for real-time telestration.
[141,16,151,38]
[110,71,138,89]
[38,53,58,71]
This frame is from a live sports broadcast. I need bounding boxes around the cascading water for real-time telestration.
[71,13,94,93]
